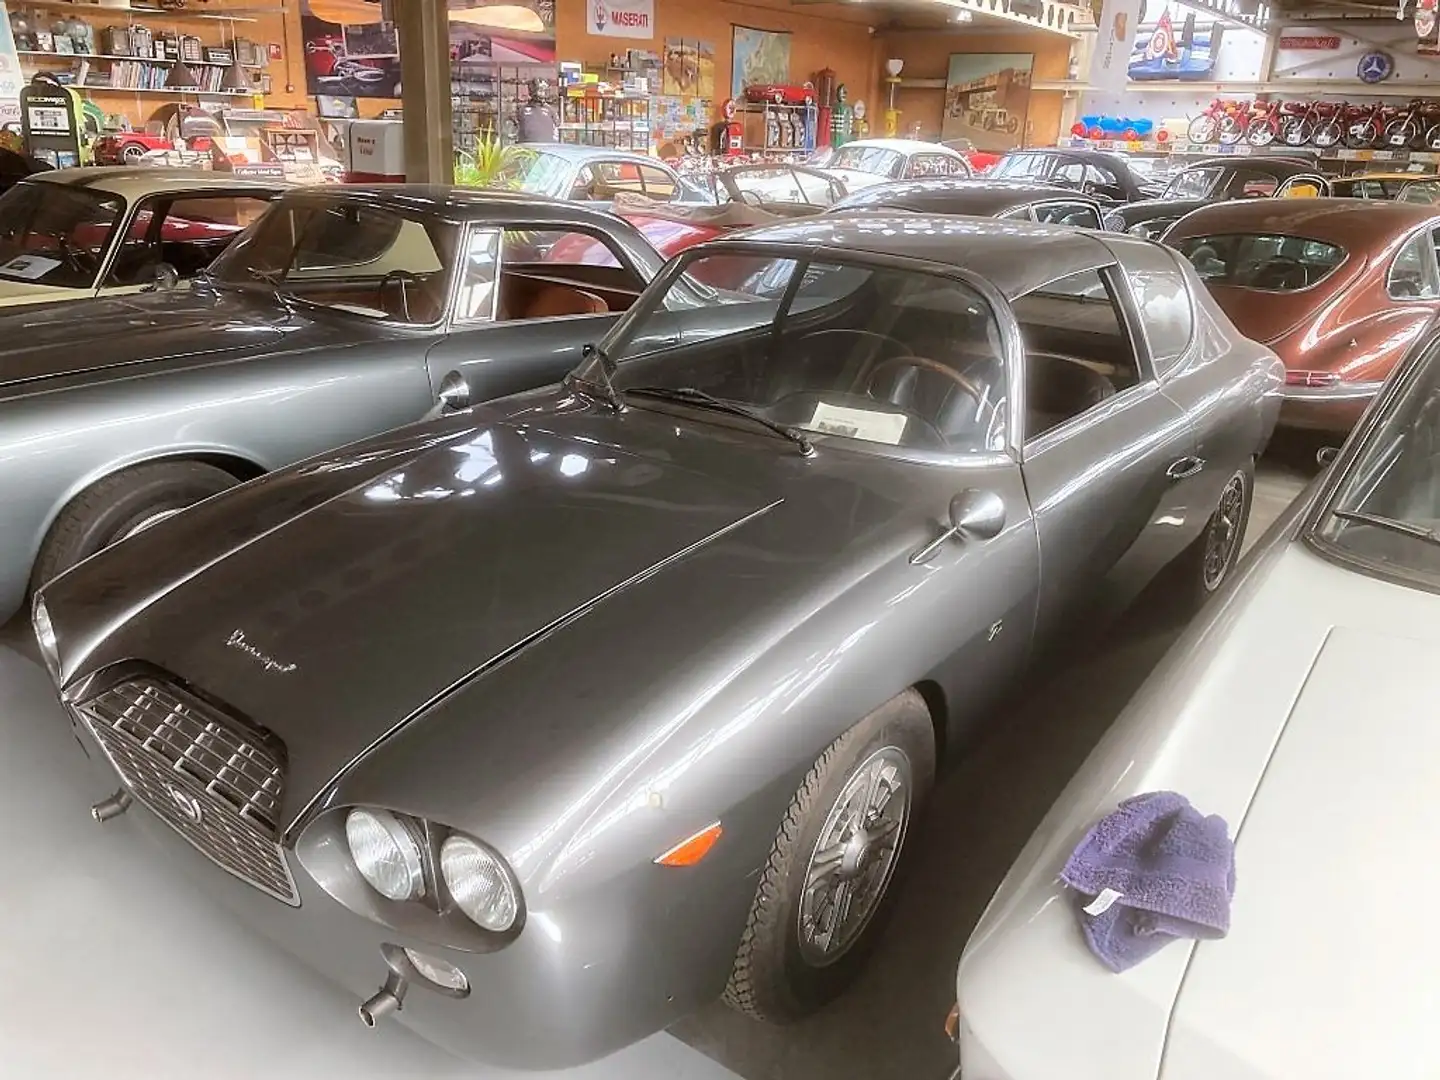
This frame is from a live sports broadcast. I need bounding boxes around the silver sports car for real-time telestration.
[35,216,1280,1069]
[0,184,666,624]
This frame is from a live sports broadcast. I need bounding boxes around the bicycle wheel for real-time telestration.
[1313,119,1341,148]
[1217,115,1243,145]
[1187,114,1218,143]
[1245,117,1276,146]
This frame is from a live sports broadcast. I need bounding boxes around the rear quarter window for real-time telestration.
[1121,244,1193,375]
[1175,233,1345,292]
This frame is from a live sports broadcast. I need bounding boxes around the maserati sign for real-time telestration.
[587,0,653,39]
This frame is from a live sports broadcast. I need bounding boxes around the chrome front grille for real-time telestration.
[76,678,298,906]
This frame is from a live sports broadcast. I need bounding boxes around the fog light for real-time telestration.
[403,947,469,994]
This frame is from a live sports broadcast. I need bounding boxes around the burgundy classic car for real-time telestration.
[1166,198,1440,433]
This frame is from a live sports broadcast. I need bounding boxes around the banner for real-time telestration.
[587,0,654,40]
[1089,0,1144,93]
[0,3,22,127]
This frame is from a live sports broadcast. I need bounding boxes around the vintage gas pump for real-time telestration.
[719,98,743,157]
[814,67,836,148]
[20,73,84,168]
[830,83,854,147]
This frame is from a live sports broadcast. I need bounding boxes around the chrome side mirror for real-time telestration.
[949,489,1006,541]
[147,262,179,292]
[1316,446,1339,467]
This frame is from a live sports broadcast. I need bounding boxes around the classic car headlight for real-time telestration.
[440,833,520,932]
[436,370,471,412]
[31,594,60,682]
[345,808,425,901]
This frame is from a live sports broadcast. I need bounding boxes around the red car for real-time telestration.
[93,133,173,166]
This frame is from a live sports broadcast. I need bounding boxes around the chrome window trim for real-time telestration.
[446,222,503,328]
[1385,222,1440,301]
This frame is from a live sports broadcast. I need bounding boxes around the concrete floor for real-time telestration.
[0,445,1317,1080]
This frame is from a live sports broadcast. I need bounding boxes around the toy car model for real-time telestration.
[0,185,667,623]
[744,83,814,105]
[92,132,174,165]
[37,214,1280,1070]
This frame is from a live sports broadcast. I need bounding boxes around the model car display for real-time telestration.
[820,137,973,191]
[36,214,1280,1070]
[0,185,667,624]
[1103,155,1331,239]
[828,178,1106,228]
[501,142,708,206]
[989,147,1163,203]
[954,325,1440,1080]
[1165,198,1440,433]
[0,166,283,308]
[92,131,175,165]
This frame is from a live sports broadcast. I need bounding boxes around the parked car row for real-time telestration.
[1,152,1419,1075]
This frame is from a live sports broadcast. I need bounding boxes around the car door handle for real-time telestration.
[1166,456,1206,482]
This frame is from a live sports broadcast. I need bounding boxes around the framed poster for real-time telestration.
[941,53,1033,152]
[696,39,716,99]
[731,26,790,98]
[663,37,698,96]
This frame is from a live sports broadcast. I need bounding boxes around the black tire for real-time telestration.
[31,461,237,592]
[1168,460,1253,611]
[723,689,936,1023]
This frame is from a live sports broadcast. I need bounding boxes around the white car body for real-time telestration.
[823,138,971,192]
[957,348,1440,1080]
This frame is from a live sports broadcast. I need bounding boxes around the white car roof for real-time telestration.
[842,138,964,158]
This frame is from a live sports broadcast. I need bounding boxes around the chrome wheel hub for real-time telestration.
[1202,474,1246,591]
[797,746,911,967]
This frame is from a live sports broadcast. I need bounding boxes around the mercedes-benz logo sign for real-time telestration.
[164,784,203,825]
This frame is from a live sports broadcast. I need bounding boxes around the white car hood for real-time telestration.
[1163,623,1440,1080]
[959,534,1440,1080]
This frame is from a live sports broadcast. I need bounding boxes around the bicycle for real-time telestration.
[1187,98,1246,145]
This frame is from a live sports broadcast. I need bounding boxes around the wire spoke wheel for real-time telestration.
[1202,473,1246,591]
[797,746,911,967]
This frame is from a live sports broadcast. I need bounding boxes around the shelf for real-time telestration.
[19,49,232,66]
[75,84,252,95]
[1036,78,1440,99]
[1059,136,1440,165]
[16,0,278,21]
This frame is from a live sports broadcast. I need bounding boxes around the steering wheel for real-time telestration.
[51,233,97,279]
[376,269,418,321]
[737,188,766,207]
[865,355,1000,441]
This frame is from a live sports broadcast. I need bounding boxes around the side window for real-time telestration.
[594,161,646,198]
[906,154,953,179]
[1229,169,1278,198]
[1013,268,1143,440]
[104,193,276,287]
[570,165,596,201]
[1033,202,1101,228]
[454,227,499,323]
[1388,232,1440,300]
[995,153,1043,179]
[1052,161,1085,186]
[1278,176,1322,198]
[638,165,677,200]
[497,228,641,321]
[505,228,635,276]
[1086,164,1119,188]
[1400,180,1440,205]
[1123,245,1194,376]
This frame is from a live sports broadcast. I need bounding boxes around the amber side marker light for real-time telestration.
[655,822,723,867]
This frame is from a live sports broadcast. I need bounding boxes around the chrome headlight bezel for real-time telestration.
[31,593,60,683]
[440,833,522,933]
[344,807,426,902]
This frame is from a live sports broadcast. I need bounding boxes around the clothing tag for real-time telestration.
[1083,888,1124,916]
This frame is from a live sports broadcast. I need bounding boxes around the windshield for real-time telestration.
[1314,341,1440,582]
[727,166,836,207]
[1164,166,1221,200]
[1175,233,1346,291]
[829,145,905,179]
[590,250,1008,453]
[497,150,572,198]
[1399,179,1440,206]
[209,198,456,323]
[0,181,121,288]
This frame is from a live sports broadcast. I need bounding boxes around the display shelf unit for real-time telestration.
[559,93,649,151]
[736,100,816,155]
[19,49,233,65]
[451,62,556,152]
[15,0,278,22]
[1057,136,1440,173]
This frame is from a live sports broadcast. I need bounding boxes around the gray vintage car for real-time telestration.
[35,216,1280,1069]
[0,183,667,623]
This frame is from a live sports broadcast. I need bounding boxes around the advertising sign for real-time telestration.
[0,3,22,127]
[1089,0,1144,92]
[587,0,654,40]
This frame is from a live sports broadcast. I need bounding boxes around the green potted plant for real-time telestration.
[454,130,535,189]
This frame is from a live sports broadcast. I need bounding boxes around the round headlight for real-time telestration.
[31,594,59,682]
[437,370,471,411]
[440,834,519,932]
[345,808,425,902]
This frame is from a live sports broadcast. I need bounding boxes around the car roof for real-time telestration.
[832,178,1089,215]
[842,138,964,157]
[279,183,638,228]
[514,142,674,170]
[1003,146,1134,169]
[26,166,287,200]
[1335,171,1432,182]
[1180,156,1323,178]
[1165,197,1440,246]
[719,213,1120,299]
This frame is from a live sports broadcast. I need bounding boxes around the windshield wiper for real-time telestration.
[624,386,814,455]
[564,342,623,411]
[1332,509,1440,547]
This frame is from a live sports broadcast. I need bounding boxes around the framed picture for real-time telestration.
[941,53,1034,152]
[731,25,790,98]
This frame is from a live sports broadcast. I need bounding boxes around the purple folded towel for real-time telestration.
[1060,791,1236,973]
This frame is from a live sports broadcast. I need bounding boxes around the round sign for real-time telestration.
[853,100,867,120]
[1358,50,1395,83]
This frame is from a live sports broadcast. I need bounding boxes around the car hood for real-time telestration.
[1160,624,1440,1080]
[0,287,289,390]
[49,400,803,825]
[958,520,1440,1080]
